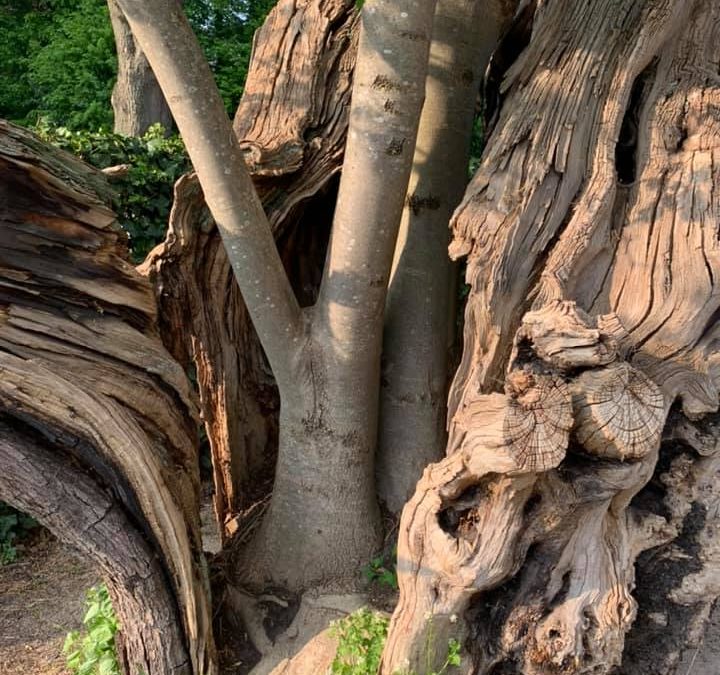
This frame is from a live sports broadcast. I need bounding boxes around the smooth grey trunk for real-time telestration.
[117,0,437,591]
[244,0,440,588]
[377,0,514,512]
[108,0,173,135]
[243,341,382,589]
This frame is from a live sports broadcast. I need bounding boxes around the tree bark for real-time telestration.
[108,0,173,135]
[377,0,516,512]
[383,0,720,672]
[237,0,440,590]
[0,121,215,674]
[141,0,359,540]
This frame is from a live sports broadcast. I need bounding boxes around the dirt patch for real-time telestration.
[0,530,97,675]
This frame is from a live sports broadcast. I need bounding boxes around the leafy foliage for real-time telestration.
[36,122,191,261]
[330,608,462,675]
[0,0,277,130]
[0,0,115,130]
[0,502,38,565]
[63,584,120,675]
[363,547,398,590]
[331,608,389,675]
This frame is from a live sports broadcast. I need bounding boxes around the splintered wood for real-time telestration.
[0,121,215,675]
[383,1,720,673]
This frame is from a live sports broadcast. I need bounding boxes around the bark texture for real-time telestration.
[108,0,173,135]
[383,0,720,672]
[377,0,517,512]
[0,121,214,675]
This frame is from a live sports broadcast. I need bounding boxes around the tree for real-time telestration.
[108,0,173,135]
[1,1,719,675]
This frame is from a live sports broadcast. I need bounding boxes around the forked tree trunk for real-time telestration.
[108,0,173,135]
[0,121,214,674]
[140,0,359,541]
[116,0,439,594]
[382,0,720,673]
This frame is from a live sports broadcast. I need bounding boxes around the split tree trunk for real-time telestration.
[0,121,214,674]
[108,0,173,135]
[383,0,720,673]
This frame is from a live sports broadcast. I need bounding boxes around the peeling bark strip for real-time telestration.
[142,0,358,536]
[384,0,720,673]
[0,121,215,675]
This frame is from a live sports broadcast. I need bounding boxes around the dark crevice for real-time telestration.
[615,59,658,186]
[483,0,537,133]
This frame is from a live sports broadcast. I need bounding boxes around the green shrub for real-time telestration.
[0,502,38,565]
[331,608,462,675]
[331,608,389,675]
[63,584,120,675]
[363,547,398,590]
[36,122,191,261]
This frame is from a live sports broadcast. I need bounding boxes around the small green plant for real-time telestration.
[63,584,121,675]
[363,547,398,590]
[0,502,37,565]
[331,608,389,675]
[428,638,462,675]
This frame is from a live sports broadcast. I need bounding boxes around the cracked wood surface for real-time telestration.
[0,121,215,675]
[383,0,720,672]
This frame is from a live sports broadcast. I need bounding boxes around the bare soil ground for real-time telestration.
[0,530,97,675]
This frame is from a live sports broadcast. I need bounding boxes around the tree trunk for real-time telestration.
[382,0,720,673]
[140,0,358,541]
[108,0,173,135]
[377,0,517,512]
[0,120,215,675]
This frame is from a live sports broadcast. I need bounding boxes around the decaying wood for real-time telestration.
[382,303,655,674]
[383,0,720,671]
[0,121,215,675]
[141,0,358,537]
[0,424,190,674]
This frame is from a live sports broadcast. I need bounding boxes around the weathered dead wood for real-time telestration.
[0,424,190,674]
[0,121,215,675]
[140,174,279,536]
[447,0,687,409]
[383,303,654,674]
[141,0,358,538]
[385,0,720,672]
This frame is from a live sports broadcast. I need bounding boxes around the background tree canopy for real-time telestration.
[0,0,275,130]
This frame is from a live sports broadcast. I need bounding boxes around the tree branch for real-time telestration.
[115,0,303,386]
[315,0,438,351]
